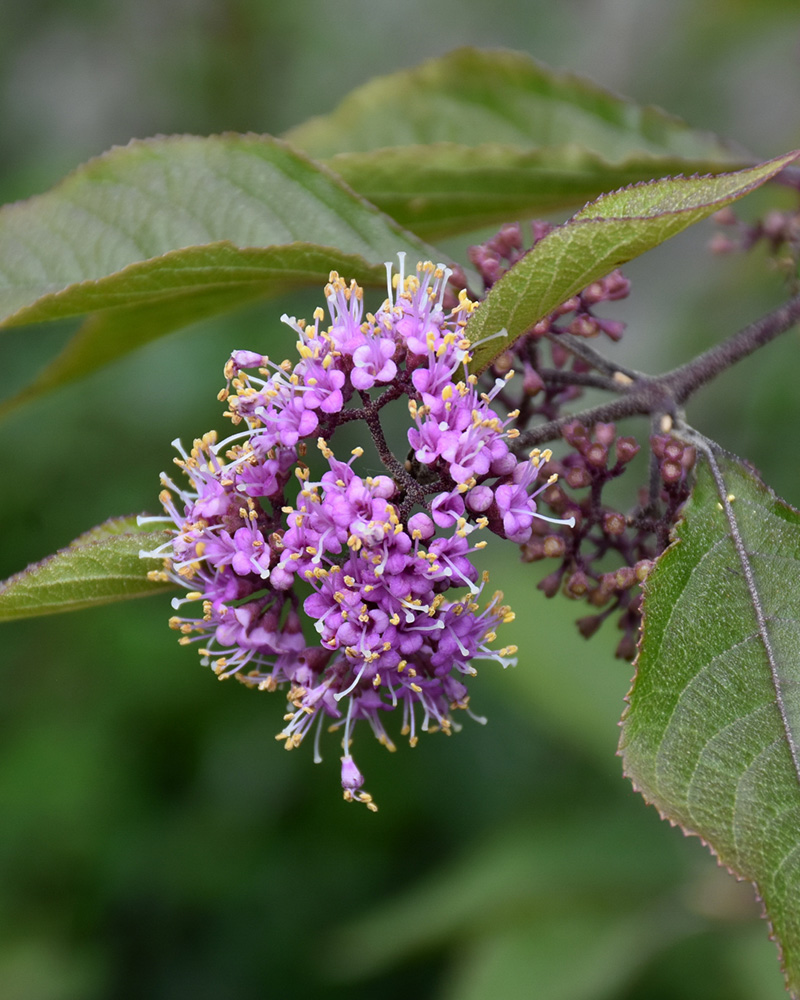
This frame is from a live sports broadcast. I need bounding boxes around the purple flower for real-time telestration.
[146,256,573,810]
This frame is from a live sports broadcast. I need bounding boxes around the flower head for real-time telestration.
[142,257,572,808]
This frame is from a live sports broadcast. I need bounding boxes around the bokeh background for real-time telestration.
[1,2,800,998]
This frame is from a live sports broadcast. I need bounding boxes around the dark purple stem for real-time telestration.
[517,293,800,448]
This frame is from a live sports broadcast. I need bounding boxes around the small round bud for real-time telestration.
[521,538,545,563]
[616,634,637,660]
[635,559,655,583]
[615,436,640,464]
[465,485,494,513]
[585,443,608,468]
[713,206,738,226]
[523,365,545,396]
[568,315,600,338]
[577,615,604,639]
[709,233,738,254]
[613,566,636,591]
[596,318,625,341]
[538,570,563,598]
[661,460,683,483]
[555,296,581,316]
[493,350,515,375]
[566,465,592,489]
[565,571,589,598]
[562,421,589,448]
[763,210,788,241]
[603,511,626,536]
[602,271,631,301]
[543,535,566,558]
[594,423,616,447]
[407,512,435,539]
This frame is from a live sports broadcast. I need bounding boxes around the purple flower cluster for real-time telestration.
[142,256,572,808]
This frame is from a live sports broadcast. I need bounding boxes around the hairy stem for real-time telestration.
[516,293,800,449]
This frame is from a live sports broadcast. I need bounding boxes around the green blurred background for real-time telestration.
[1,1,799,997]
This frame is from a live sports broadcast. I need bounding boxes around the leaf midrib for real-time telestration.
[707,454,800,790]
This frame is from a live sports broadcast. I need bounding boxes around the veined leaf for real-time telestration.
[286,47,747,239]
[0,134,430,415]
[0,516,175,620]
[620,452,800,998]
[0,245,405,419]
[463,151,798,374]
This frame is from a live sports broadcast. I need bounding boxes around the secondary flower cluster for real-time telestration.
[142,256,571,808]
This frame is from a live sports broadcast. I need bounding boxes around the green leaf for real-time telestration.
[0,134,430,414]
[0,246,403,419]
[464,151,798,373]
[619,451,800,998]
[285,47,747,239]
[0,516,175,621]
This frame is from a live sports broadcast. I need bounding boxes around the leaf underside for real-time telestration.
[620,452,800,998]
[286,48,746,238]
[0,516,175,621]
[463,151,798,374]
[0,134,431,417]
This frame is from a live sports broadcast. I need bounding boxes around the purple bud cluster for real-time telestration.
[142,256,569,808]
[517,422,696,658]
[711,205,800,277]
[462,224,706,658]
[469,221,630,342]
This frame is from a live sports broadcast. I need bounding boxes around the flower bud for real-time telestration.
[594,423,616,447]
[603,511,626,536]
[577,615,604,639]
[565,570,589,598]
[538,570,562,598]
[568,315,599,337]
[521,537,545,562]
[616,634,637,660]
[585,443,608,468]
[615,436,640,464]
[612,566,636,590]
[543,534,566,558]
[566,465,592,489]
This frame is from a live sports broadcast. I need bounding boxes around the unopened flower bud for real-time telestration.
[661,459,683,483]
[523,364,545,396]
[635,559,655,583]
[465,485,494,513]
[763,210,788,241]
[603,511,626,536]
[562,420,589,448]
[566,465,592,489]
[709,233,738,254]
[577,615,604,639]
[493,350,515,374]
[542,535,566,558]
[615,436,640,464]
[585,443,608,468]
[616,634,637,660]
[538,570,563,598]
[596,318,625,340]
[594,423,616,447]
[555,296,581,316]
[521,537,545,562]
[568,315,599,337]
[565,570,590,598]
[613,566,636,590]
[713,207,738,226]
